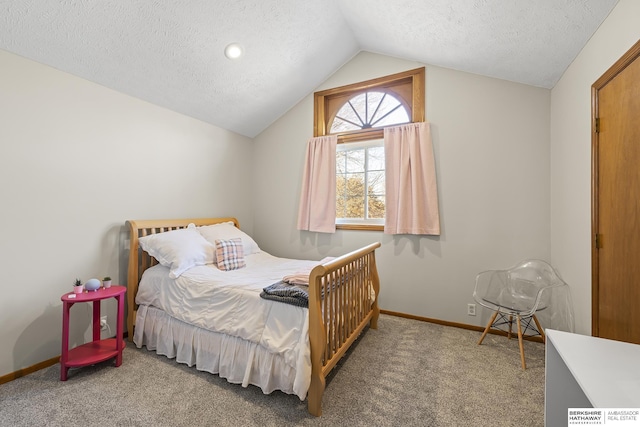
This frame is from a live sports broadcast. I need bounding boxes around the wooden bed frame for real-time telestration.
[126,218,381,416]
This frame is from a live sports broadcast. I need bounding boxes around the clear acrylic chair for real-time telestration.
[473,259,574,369]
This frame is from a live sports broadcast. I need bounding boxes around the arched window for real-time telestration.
[313,67,425,230]
[315,67,424,142]
[330,91,410,133]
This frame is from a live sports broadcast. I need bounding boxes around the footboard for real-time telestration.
[307,242,381,416]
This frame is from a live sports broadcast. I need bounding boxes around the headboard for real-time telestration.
[125,217,240,341]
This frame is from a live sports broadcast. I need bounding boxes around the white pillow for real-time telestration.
[138,225,215,278]
[197,222,260,255]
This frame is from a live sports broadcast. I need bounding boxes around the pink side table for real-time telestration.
[60,285,126,381]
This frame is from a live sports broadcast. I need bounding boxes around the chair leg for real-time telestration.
[516,315,526,370]
[478,310,499,345]
[507,314,513,339]
[532,314,545,344]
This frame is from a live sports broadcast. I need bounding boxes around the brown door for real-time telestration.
[592,39,640,344]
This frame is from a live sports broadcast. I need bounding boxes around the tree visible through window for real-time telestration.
[336,140,385,224]
[314,67,425,230]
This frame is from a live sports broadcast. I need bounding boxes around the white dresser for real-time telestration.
[545,329,640,426]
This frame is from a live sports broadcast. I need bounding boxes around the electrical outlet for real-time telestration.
[100,315,108,331]
[467,303,476,316]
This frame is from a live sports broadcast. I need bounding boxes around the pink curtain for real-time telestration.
[297,135,337,233]
[384,122,440,235]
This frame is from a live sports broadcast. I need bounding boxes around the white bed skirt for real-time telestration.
[134,304,308,400]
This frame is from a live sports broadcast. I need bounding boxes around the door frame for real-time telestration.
[591,39,640,337]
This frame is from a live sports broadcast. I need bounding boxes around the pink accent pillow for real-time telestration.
[215,238,246,271]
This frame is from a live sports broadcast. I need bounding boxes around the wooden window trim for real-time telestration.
[314,67,425,141]
[336,224,384,231]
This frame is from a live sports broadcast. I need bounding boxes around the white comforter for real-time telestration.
[134,252,322,399]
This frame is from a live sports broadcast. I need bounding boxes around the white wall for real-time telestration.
[252,52,551,327]
[550,0,640,335]
[9,0,633,376]
[0,49,254,377]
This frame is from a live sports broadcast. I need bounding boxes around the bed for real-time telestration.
[126,217,381,416]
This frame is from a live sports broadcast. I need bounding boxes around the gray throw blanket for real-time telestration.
[260,281,309,308]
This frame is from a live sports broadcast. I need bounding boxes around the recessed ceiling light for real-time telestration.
[224,43,243,60]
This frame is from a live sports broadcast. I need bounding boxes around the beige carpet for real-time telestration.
[0,314,545,426]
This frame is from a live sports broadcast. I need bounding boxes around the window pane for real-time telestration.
[368,195,385,219]
[373,107,410,127]
[345,150,364,173]
[331,94,366,133]
[337,171,366,219]
[367,170,385,195]
[373,95,400,117]
[336,151,346,173]
[366,92,385,106]
[336,174,348,218]
[331,117,360,133]
[367,146,385,171]
[345,197,365,218]
[336,196,345,217]
[370,93,399,123]
[344,173,364,197]
[347,94,367,123]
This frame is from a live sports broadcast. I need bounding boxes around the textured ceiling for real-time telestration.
[0,0,618,137]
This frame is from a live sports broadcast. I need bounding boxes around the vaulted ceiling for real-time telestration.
[0,0,618,137]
